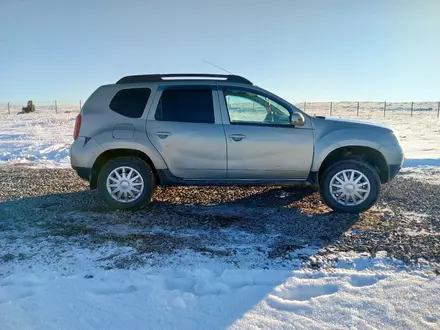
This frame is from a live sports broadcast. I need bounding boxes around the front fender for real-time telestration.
[311,129,383,172]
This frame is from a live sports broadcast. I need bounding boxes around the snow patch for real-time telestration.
[1,248,440,330]
[1,107,439,169]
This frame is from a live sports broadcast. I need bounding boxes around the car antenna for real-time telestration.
[202,59,256,86]
[202,59,236,75]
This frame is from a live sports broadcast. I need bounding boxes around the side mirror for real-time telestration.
[291,112,305,127]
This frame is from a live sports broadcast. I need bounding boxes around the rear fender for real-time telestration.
[93,129,167,170]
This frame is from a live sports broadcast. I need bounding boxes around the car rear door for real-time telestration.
[146,84,227,179]
[219,87,314,180]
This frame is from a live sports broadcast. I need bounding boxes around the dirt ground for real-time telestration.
[1,166,439,269]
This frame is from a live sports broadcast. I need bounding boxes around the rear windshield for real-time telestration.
[109,88,151,118]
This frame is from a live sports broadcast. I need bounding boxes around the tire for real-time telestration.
[319,160,381,213]
[97,157,155,210]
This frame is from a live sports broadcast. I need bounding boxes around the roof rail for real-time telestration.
[116,73,252,85]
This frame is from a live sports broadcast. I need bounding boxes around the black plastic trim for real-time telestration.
[72,166,91,182]
[388,164,401,182]
[116,74,252,85]
[307,171,319,185]
[157,169,309,187]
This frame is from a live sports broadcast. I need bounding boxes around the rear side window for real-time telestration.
[155,88,215,123]
[109,88,151,118]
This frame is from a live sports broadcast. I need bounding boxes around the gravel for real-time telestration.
[1,165,439,269]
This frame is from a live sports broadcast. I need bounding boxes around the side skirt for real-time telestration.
[157,169,313,187]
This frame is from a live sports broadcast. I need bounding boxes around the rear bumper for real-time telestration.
[70,137,103,170]
[72,166,91,182]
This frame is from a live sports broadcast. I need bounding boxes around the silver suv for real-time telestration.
[70,74,404,213]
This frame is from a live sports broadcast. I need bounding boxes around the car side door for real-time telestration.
[219,87,314,180]
[146,84,227,179]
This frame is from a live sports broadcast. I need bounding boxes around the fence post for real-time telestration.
[438,102,439,118]
[7,102,10,114]
[383,102,386,117]
[79,100,82,111]
[411,102,414,117]
[55,100,58,113]
[356,101,359,117]
[304,101,306,111]
[330,102,332,116]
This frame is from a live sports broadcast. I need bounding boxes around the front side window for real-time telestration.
[225,90,291,125]
[155,88,215,123]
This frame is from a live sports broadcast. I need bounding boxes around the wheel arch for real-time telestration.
[317,145,389,184]
[91,149,160,189]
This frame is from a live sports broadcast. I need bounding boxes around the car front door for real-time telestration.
[220,88,314,180]
[146,85,227,179]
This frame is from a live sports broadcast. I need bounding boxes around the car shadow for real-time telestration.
[1,184,361,261]
[1,185,362,329]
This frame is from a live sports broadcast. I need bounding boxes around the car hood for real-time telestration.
[313,116,395,132]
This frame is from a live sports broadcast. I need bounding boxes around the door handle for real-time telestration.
[154,131,172,139]
[228,134,246,142]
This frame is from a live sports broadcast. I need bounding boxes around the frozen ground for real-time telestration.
[2,251,440,330]
[0,108,76,167]
[0,104,440,329]
[0,104,439,167]
[1,170,440,330]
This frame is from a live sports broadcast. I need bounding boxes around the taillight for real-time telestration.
[73,114,82,140]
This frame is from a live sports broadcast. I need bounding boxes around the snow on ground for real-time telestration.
[0,105,439,168]
[363,115,440,166]
[1,249,440,330]
[1,104,440,329]
[0,109,76,167]
[305,106,440,166]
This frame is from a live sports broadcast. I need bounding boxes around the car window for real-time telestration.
[225,90,291,125]
[155,88,215,123]
[109,88,151,118]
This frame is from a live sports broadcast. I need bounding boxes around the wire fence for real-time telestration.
[292,101,440,119]
[0,100,439,118]
[0,101,83,115]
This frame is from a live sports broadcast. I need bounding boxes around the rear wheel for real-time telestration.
[97,157,155,209]
[319,160,381,213]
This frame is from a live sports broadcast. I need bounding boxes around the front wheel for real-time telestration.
[97,157,155,210]
[319,160,381,213]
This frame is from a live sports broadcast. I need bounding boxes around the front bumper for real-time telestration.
[378,143,404,183]
[388,164,401,182]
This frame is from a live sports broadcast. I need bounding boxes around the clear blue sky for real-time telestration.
[1,0,439,102]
